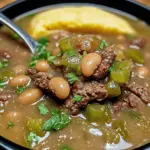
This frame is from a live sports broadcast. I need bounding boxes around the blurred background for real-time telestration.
[0,0,150,8]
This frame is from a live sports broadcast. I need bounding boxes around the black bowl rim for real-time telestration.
[0,0,150,150]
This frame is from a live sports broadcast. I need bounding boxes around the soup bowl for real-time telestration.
[0,0,150,150]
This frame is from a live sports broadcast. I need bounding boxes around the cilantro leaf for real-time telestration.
[83,51,87,57]
[7,121,14,128]
[0,80,7,88]
[38,103,49,115]
[66,72,79,84]
[47,56,56,64]
[99,40,107,50]
[27,132,40,144]
[29,60,38,68]
[42,109,71,131]
[60,145,73,150]
[0,59,9,69]
[37,37,49,46]
[72,95,82,102]
[16,86,26,94]
[65,50,77,57]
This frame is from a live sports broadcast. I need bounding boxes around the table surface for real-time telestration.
[0,0,150,8]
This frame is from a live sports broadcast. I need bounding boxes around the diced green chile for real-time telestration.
[112,120,129,141]
[0,70,14,81]
[102,127,120,144]
[110,60,131,83]
[62,54,81,73]
[125,48,144,64]
[107,80,121,97]
[26,118,45,136]
[86,104,112,123]
[59,38,74,53]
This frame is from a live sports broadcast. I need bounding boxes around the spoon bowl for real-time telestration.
[0,12,38,53]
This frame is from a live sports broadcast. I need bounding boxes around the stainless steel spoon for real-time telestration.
[0,12,38,53]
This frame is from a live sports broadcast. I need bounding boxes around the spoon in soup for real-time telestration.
[0,12,38,53]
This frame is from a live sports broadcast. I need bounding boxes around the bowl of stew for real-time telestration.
[0,0,150,150]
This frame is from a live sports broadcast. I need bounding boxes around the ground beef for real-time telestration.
[130,37,146,49]
[92,46,116,79]
[113,100,129,113]
[28,68,51,90]
[64,81,108,115]
[127,93,145,110]
[113,83,149,113]
[126,83,150,103]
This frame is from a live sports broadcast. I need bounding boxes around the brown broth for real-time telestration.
[0,6,150,150]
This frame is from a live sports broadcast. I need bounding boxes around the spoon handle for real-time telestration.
[0,12,37,53]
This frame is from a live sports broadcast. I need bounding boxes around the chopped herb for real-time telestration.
[83,51,87,57]
[16,86,26,94]
[65,50,77,57]
[66,72,79,84]
[11,33,20,40]
[37,37,49,46]
[27,132,40,144]
[0,59,9,69]
[0,80,7,88]
[99,40,107,50]
[38,103,49,115]
[47,56,56,64]
[42,109,71,131]
[7,121,14,128]
[29,60,38,68]
[60,145,73,150]
[72,95,82,102]
[57,52,62,57]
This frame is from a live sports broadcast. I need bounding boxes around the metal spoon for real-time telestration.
[0,12,38,53]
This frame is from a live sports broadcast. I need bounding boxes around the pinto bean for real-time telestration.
[48,77,70,99]
[81,53,102,77]
[136,66,150,78]
[6,111,22,123]
[18,88,43,104]
[9,75,30,87]
[35,60,49,72]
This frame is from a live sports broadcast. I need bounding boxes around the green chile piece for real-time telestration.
[0,70,14,81]
[62,54,81,73]
[112,119,129,141]
[125,48,144,64]
[102,127,120,144]
[59,38,74,53]
[106,80,121,97]
[26,118,45,136]
[86,104,112,123]
[110,60,131,83]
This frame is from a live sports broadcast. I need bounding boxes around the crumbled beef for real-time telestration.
[28,68,51,90]
[92,46,116,79]
[113,83,149,113]
[113,100,129,113]
[64,81,108,115]
[130,37,146,49]
[127,93,145,110]
[126,83,150,103]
